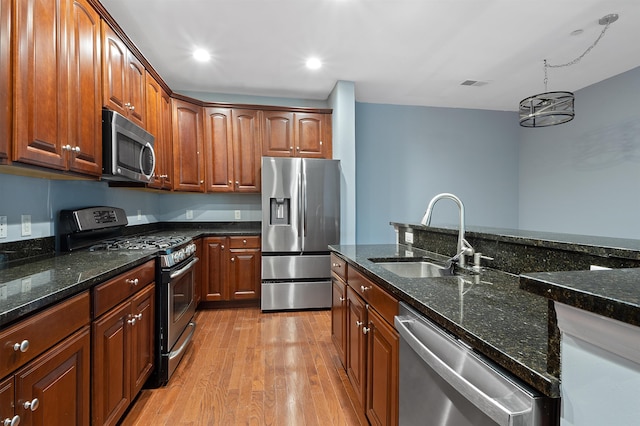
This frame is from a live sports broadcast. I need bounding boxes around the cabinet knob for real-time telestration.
[319,140,323,145]
[13,340,29,353]
[296,146,300,151]
[130,105,135,111]
[235,181,239,186]
[339,297,346,302]
[231,257,235,262]
[126,278,139,286]
[289,146,293,151]
[242,239,247,245]
[23,398,39,412]
[3,415,20,426]
[228,180,232,185]
[221,245,224,250]
[124,102,131,108]
[360,285,371,292]
[73,146,81,153]
[127,317,136,325]
[62,144,71,151]
[200,180,204,184]
[355,321,363,327]
[362,326,370,335]
[134,313,143,321]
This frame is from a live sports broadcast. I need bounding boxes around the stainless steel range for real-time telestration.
[58,206,198,387]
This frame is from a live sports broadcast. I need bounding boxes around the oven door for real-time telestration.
[167,256,198,348]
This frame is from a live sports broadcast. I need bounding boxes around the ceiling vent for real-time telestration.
[460,80,488,87]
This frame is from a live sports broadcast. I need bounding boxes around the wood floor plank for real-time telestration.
[121,307,365,425]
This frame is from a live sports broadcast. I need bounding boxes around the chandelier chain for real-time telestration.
[546,21,612,69]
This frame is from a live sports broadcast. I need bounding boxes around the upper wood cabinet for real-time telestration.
[203,107,260,193]
[172,98,204,192]
[13,0,101,176]
[102,22,145,128]
[231,109,261,192]
[0,0,10,165]
[145,72,173,190]
[262,111,332,158]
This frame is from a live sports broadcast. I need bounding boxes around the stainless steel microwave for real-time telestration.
[102,109,156,183]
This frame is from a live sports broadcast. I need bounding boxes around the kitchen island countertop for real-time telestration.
[330,243,560,398]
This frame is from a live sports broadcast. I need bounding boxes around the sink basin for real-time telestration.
[371,259,455,278]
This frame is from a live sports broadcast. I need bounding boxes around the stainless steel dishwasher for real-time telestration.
[394,303,558,426]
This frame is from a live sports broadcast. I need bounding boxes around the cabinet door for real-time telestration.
[0,377,15,426]
[145,73,163,189]
[332,276,347,368]
[15,326,90,426]
[366,308,399,426]
[101,23,127,116]
[262,111,294,157]
[294,113,328,158]
[126,53,145,127]
[13,0,67,170]
[130,284,154,397]
[231,109,261,192]
[228,248,261,300]
[193,238,203,305]
[172,99,205,192]
[67,0,101,176]
[346,287,367,409]
[92,301,131,426]
[0,0,10,164]
[202,237,227,301]
[160,89,173,189]
[204,107,234,192]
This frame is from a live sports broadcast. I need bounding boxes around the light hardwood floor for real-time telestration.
[121,308,366,425]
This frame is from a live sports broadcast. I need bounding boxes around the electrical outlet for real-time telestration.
[186,210,193,220]
[0,216,7,238]
[234,210,241,220]
[21,277,32,292]
[404,250,414,257]
[137,209,142,220]
[21,215,31,237]
[405,231,414,244]
[0,285,6,300]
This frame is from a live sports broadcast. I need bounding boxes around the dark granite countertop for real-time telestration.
[520,269,640,327]
[0,225,261,329]
[330,243,559,398]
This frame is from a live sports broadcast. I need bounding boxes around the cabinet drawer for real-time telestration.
[0,291,90,378]
[228,236,260,249]
[93,260,155,318]
[331,253,347,281]
[348,267,398,325]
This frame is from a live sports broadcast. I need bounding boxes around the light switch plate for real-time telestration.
[137,209,142,220]
[405,231,414,244]
[0,216,7,238]
[21,215,31,236]
[186,210,193,220]
[21,277,32,292]
[0,285,6,300]
[235,210,241,220]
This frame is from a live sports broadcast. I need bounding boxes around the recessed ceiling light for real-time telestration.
[306,57,322,70]
[193,48,211,62]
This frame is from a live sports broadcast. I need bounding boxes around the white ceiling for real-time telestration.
[100,0,640,111]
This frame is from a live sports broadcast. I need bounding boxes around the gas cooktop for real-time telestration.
[88,235,191,252]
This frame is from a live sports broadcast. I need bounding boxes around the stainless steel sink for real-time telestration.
[371,259,455,278]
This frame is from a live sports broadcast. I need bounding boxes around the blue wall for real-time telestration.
[519,66,640,239]
[355,103,520,244]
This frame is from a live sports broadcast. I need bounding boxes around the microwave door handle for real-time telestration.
[140,142,156,180]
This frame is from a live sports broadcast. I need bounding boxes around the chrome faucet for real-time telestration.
[420,193,474,267]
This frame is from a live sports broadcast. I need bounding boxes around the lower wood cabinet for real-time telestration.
[202,235,261,303]
[0,291,91,426]
[91,261,155,426]
[331,254,399,426]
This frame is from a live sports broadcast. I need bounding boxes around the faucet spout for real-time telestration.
[420,193,474,267]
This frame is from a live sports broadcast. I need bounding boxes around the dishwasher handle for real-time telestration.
[395,315,533,426]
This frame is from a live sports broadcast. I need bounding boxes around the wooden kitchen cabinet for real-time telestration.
[13,0,102,176]
[202,236,261,303]
[194,238,203,306]
[0,291,91,426]
[331,253,348,368]
[366,307,399,426]
[262,111,332,158]
[101,22,145,128]
[228,236,261,300]
[92,261,155,426]
[146,72,173,190]
[332,254,399,426]
[172,99,205,192]
[203,107,261,193]
[0,0,10,165]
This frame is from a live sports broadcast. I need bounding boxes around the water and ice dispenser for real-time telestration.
[269,198,290,225]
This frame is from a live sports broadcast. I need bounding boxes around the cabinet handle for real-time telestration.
[332,263,342,268]
[23,398,39,411]
[126,278,139,286]
[362,326,370,335]
[13,340,29,353]
[3,415,20,426]
[360,285,371,292]
[355,321,363,327]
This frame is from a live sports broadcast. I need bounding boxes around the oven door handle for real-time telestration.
[169,321,196,361]
[169,257,199,280]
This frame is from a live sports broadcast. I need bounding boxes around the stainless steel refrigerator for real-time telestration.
[261,157,340,311]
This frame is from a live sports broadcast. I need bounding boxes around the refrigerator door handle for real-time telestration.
[302,166,308,239]
[298,167,305,250]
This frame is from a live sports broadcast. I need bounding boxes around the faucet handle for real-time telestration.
[472,252,493,271]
